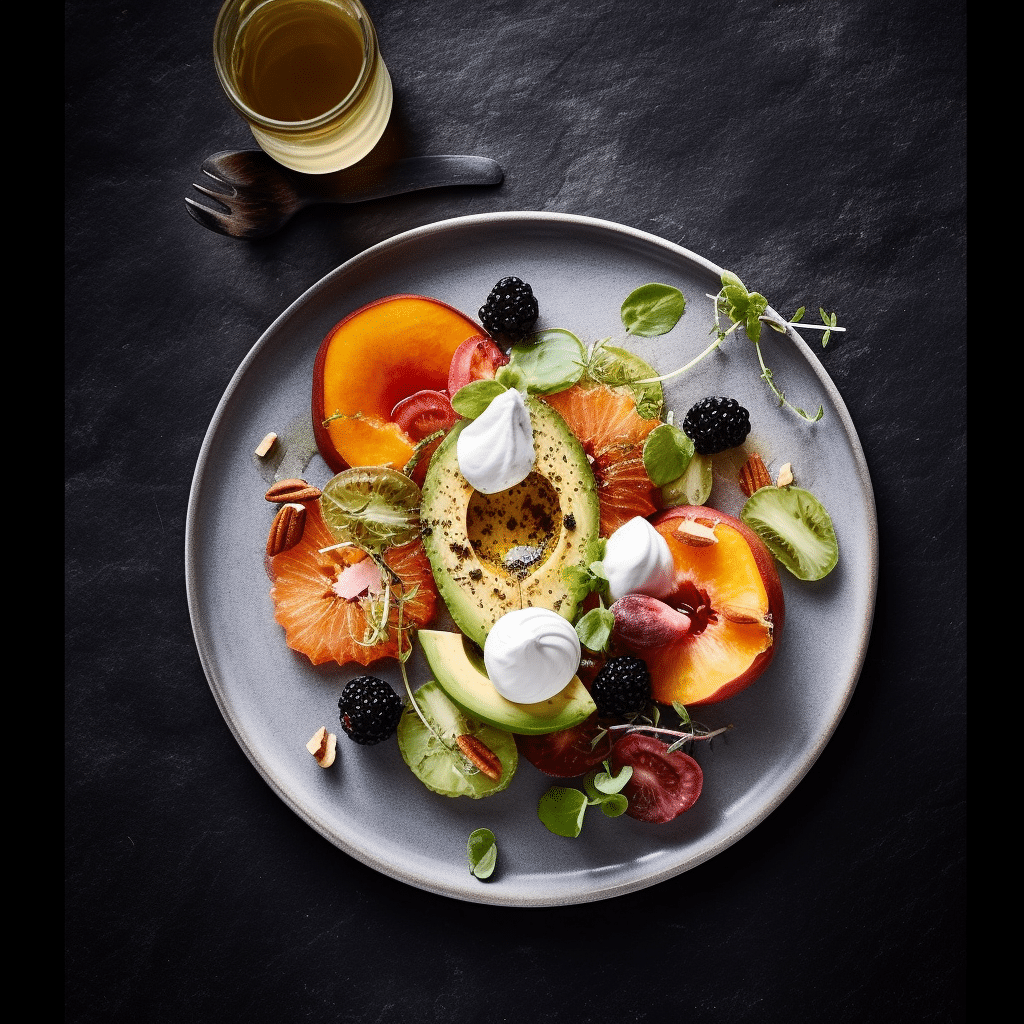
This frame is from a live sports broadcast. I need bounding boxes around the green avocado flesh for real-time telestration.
[419,396,600,648]
[418,629,597,736]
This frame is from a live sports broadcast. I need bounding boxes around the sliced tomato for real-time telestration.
[516,713,613,778]
[610,733,703,823]
[391,389,458,441]
[447,335,509,394]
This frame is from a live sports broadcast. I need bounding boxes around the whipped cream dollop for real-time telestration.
[457,387,535,494]
[483,607,581,704]
[603,516,676,601]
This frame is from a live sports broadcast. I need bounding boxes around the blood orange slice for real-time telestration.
[269,502,438,666]
[543,383,661,536]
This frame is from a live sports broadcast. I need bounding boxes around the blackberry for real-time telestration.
[478,277,539,341]
[338,675,404,745]
[682,396,751,455]
[590,655,652,717]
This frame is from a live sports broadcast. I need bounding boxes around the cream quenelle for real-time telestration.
[483,607,582,704]
[603,515,676,601]
[456,387,535,494]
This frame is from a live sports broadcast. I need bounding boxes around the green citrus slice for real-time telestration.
[319,466,421,552]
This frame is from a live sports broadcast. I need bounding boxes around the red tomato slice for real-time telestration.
[516,713,613,778]
[391,390,458,441]
[447,335,509,395]
[610,733,703,822]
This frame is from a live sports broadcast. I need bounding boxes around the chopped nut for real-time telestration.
[457,734,503,781]
[675,520,718,547]
[306,726,337,768]
[739,453,773,497]
[265,478,322,503]
[776,462,795,488]
[267,502,307,556]
[254,432,278,458]
[720,604,767,625]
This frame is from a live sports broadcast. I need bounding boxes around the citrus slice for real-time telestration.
[543,383,662,536]
[269,502,438,667]
[319,467,422,553]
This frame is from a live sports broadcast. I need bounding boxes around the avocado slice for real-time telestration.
[419,630,597,735]
[420,396,600,647]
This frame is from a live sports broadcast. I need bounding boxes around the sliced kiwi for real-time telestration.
[741,486,839,581]
[319,467,421,552]
[397,681,517,799]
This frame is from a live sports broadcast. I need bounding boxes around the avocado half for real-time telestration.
[418,630,597,735]
[420,395,600,648]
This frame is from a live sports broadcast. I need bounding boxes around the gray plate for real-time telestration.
[186,212,877,906]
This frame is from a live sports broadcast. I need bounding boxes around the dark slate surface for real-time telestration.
[66,1,966,1021]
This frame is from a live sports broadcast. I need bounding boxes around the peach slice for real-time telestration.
[312,294,485,472]
[613,506,784,706]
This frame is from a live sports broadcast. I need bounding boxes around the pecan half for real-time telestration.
[265,478,322,503]
[457,734,503,782]
[267,502,307,556]
[739,453,773,497]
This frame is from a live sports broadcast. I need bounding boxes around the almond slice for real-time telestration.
[254,432,278,457]
[776,462,795,488]
[306,727,338,768]
[675,520,718,547]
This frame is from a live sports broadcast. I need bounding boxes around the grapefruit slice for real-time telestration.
[543,383,661,536]
[269,502,438,666]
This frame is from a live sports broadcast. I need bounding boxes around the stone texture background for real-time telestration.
[66,1,965,1020]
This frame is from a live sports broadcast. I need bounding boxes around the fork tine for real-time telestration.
[184,196,247,239]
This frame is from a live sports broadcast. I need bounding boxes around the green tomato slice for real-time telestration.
[319,466,421,552]
[741,485,839,581]
[398,681,517,799]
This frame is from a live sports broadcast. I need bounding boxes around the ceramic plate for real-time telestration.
[186,212,877,906]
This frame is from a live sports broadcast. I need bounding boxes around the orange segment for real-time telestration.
[312,295,483,471]
[543,383,661,536]
[269,502,438,666]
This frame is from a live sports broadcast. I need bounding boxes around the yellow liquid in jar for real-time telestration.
[233,2,366,123]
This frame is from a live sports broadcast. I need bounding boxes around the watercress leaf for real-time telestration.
[721,270,747,292]
[494,363,523,390]
[538,786,589,837]
[507,330,586,394]
[598,793,629,818]
[671,701,692,725]
[620,283,687,337]
[467,828,497,880]
[575,606,615,652]
[589,560,609,582]
[790,306,806,322]
[450,379,507,419]
[819,307,830,326]
[643,422,694,486]
[592,762,633,795]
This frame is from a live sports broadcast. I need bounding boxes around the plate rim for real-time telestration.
[185,210,878,906]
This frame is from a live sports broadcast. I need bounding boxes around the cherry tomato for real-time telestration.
[447,335,509,395]
[516,713,613,778]
[391,390,458,441]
